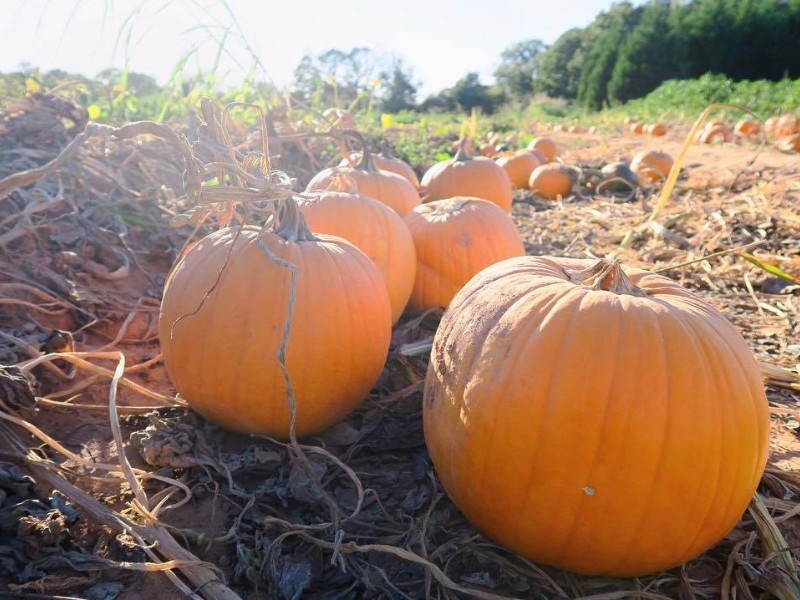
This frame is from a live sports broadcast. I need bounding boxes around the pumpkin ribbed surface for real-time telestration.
[160,224,391,439]
[734,119,759,136]
[404,197,524,311]
[423,256,770,577]
[496,150,541,189]
[777,114,799,136]
[421,145,513,212]
[307,165,420,216]
[298,191,416,323]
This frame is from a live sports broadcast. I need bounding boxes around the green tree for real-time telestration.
[577,2,642,109]
[494,39,546,100]
[452,72,504,114]
[607,1,685,103]
[378,60,417,112]
[536,29,585,99]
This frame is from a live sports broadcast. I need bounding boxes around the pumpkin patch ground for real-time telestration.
[0,95,798,600]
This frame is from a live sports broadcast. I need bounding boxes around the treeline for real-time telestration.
[4,0,800,120]
[537,0,800,109]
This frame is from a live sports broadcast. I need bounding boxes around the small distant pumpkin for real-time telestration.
[764,116,779,136]
[630,150,673,184]
[630,123,644,134]
[403,198,524,311]
[307,146,420,216]
[529,164,576,200]
[527,137,560,162]
[699,124,732,144]
[420,140,513,212]
[495,150,542,190]
[776,114,799,137]
[648,123,667,136]
[734,119,759,137]
[599,161,639,193]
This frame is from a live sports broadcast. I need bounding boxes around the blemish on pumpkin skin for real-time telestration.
[583,486,596,496]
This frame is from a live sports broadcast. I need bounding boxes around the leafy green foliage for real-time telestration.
[536,29,585,100]
[494,39,546,101]
[420,73,505,115]
[540,0,800,109]
[291,48,379,110]
[619,74,800,119]
[378,61,417,113]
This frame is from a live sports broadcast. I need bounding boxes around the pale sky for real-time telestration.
[1,0,623,96]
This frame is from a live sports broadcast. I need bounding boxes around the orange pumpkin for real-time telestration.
[297,189,416,323]
[495,150,541,190]
[307,147,420,216]
[734,119,759,136]
[777,114,799,136]
[630,150,674,184]
[630,123,644,134]
[648,123,667,136]
[764,116,779,136]
[528,163,576,200]
[420,140,513,212]
[424,255,770,577]
[403,198,524,311]
[159,200,392,439]
[699,123,732,144]
[530,149,549,164]
[778,134,800,152]
[341,152,420,188]
[527,137,559,162]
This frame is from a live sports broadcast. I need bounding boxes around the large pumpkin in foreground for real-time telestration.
[424,256,770,577]
[160,200,392,439]
[403,197,524,311]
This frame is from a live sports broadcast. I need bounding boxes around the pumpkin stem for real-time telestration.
[274,198,318,242]
[325,172,359,194]
[453,138,474,162]
[344,129,377,173]
[567,259,648,297]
